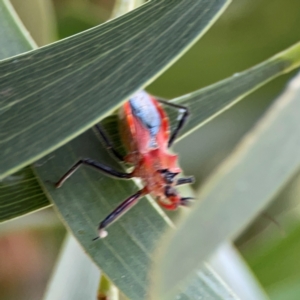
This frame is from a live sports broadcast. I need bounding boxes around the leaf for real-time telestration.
[0,1,50,222]
[0,0,231,179]
[210,243,268,300]
[151,71,300,299]
[34,128,238,300]
[43,234,101,300]
[170,42,300,141]
[0,166,50,222]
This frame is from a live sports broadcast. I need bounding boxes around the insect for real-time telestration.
[55,90,194,239]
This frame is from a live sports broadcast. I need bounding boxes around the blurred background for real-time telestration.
[2,0,300,299]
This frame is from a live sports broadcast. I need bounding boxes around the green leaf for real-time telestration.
[151,71,300,299]
[34,128,238,300]
[210,243,268,300]
[0,1,50,222]
[170,42,300,141]
[0,0,231,179]
[0,166,50,222]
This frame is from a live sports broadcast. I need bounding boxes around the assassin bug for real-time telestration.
[55,90,194,239]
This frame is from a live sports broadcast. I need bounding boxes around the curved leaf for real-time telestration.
[151,71,300,299]
[171,42,300,141]
[0,0,231,179]
[0,0,50,222]
[0,166,50,222]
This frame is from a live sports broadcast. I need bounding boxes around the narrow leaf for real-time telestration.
[0,0,50,222]
[0,0,230,179]
[171,42,300,141]
[210,243,268,300]
[0,166,50,222]
[151,71,300,299]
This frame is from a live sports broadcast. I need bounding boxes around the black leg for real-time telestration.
[157,98,189,147]
[180,197,194,207]
[93,188,146,239]
[176,176,195,186]
[95,124,124,162]
[55,158,132,188]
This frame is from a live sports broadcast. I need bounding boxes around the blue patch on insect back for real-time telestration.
[129,91,161,141]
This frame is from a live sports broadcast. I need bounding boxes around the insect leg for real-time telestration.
[157,98,189,147]
[55,158,132,188]
[176,176,195,186]
[93,188,147,239]
[180,197,194,207]
[95,124,124,162]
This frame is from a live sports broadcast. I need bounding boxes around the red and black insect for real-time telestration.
[55,90,194,238]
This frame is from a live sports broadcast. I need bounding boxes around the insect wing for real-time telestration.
[124,91,170,152]
[129,91,161,139]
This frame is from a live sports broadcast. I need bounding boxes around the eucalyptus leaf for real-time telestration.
[170,42,300,141]
[0,166,50,222]
[34,128,238,300]
[0,0,50,222]
[210,243,268,300]
[0,0,230,179]
[151,71,300,299]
